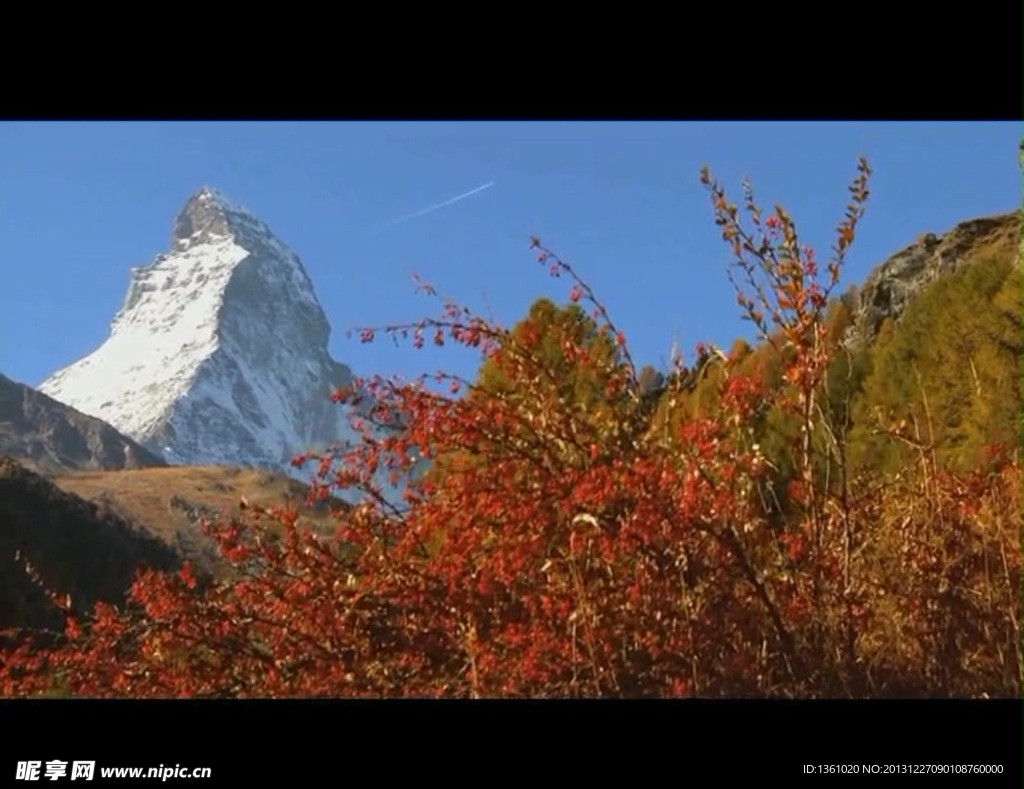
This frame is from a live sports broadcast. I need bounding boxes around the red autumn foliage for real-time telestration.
[2,159,1020,698]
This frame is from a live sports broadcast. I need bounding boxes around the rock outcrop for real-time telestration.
[850,211,1021,344]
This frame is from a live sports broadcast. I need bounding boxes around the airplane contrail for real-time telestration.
[375,181,495,230]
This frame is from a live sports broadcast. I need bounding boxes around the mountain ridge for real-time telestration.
[0,372,166,473]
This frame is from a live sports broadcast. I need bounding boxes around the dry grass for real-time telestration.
[45,465,345,571]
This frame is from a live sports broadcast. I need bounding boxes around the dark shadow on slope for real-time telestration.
[0,457,180,634]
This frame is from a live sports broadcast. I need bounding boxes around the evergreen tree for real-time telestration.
[848,255,1021,472]
[426,297,637,487]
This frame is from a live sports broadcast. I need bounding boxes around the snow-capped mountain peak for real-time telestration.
[172,186,249,249]
[172,187,297,260]
[38,187,367,484]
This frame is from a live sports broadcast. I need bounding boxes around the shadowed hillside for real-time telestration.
[0,374,167,473]
[0,457,180,634]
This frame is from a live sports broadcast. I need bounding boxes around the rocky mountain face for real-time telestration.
[0,373,166,473]
[0,457,180,634]
[849,210,1021,344]
[38,188,369,484]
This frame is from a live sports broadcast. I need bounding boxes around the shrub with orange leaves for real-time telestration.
[2,159,1019,698]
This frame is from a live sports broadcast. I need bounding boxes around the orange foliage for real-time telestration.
[2,160,1019,698]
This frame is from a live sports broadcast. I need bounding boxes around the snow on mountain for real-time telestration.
[38,187,397,499]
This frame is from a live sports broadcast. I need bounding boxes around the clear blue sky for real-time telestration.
[1,122,1019,392]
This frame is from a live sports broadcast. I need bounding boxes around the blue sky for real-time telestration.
[0,122,1019,392]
